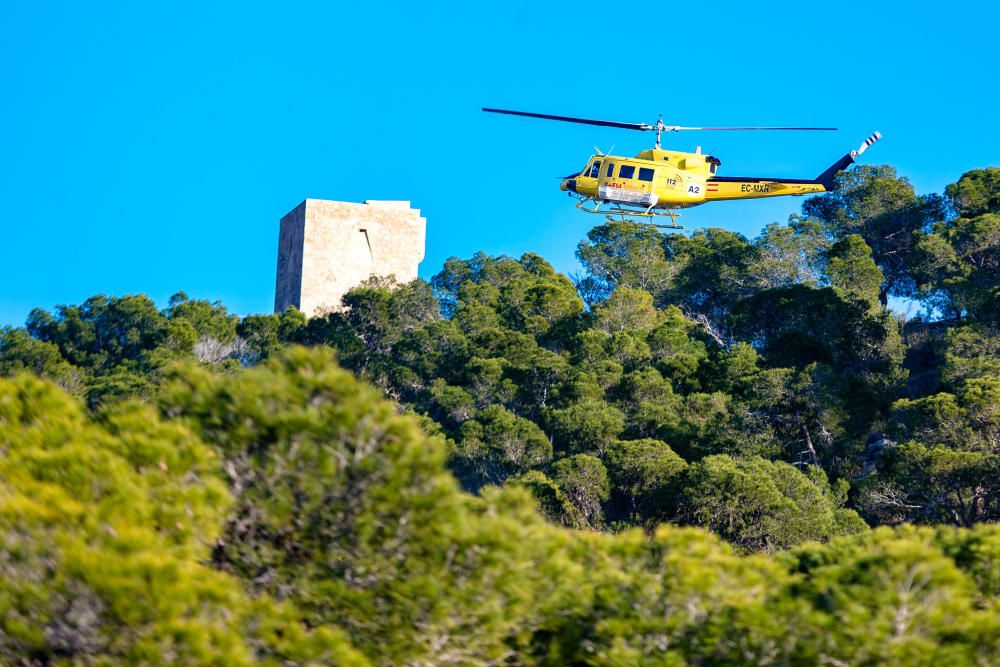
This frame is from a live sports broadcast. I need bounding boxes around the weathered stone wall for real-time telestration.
[274,199,425,316]
[274,202,306,312]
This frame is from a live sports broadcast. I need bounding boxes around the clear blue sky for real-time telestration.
[1,1,997,326]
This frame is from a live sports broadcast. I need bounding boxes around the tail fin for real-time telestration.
[815,131,882,189]
[815,154,856,190]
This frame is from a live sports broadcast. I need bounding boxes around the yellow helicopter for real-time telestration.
[482,108,881,227]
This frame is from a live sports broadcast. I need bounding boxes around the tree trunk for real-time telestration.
[800,423,820,466]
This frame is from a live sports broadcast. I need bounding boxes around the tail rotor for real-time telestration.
[851,131,882,158]
[816,130,884,189]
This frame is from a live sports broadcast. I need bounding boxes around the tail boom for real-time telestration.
[703,177,827,201]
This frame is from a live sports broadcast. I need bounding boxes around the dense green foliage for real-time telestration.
[4,349,1000,665]
[1,165,998,663]
[0,371,366,665]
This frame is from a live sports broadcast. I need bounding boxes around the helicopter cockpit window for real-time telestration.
[588,161,602,178]
[605,162,615,177]
[638,167,655,182]
[619,165,636,180]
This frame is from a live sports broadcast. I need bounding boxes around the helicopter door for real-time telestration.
[599,163,659,207]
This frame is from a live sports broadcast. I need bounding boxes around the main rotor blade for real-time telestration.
[482,108,651,131]
[670,126,837,131]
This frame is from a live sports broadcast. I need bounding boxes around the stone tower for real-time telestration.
[274,199,426,316]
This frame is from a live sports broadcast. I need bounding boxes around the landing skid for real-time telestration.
[573,198,683,229]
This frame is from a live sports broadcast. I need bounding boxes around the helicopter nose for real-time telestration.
[561,179,577,193]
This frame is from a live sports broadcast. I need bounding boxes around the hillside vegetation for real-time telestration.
[1,166,998,665]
